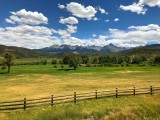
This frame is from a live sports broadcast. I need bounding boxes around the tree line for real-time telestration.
[1,52,160,73]
[59,53,160,70]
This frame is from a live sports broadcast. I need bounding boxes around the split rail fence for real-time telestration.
[0,86,160,111]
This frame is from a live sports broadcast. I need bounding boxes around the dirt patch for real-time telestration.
[115,70,141,74]
[103,109,139,120]
[17,74,26,77]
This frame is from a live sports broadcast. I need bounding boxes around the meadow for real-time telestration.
[0,64,160,119]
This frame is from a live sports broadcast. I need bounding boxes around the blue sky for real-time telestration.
[0,0,160,49]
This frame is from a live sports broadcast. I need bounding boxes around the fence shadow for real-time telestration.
[57,68,75,71]
[0,72,7,74]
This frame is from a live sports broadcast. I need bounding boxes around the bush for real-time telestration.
[126,63,130,66]
[53,65,57,68]
[104,63,113,67]
[121,62,126,67]
[113,64,120,67]
[151,64,156,66]
[86,64,91,67]
[93,64,97,67]
[41,60,47,65]
[61,65,64,68]
[1,66,6,70]
[52,59,57,64]
[138,64,146,66]
[59,60,63,64]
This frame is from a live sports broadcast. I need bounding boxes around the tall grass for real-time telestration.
[2,94,160,120]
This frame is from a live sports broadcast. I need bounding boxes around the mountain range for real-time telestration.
[0,44,160,58]
[40,44,127,54]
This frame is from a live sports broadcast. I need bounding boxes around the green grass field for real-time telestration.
[0,65,160,119]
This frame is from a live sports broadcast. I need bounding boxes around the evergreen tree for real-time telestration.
[4,52,13,74]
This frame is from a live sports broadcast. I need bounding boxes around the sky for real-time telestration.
[0,0,160,49]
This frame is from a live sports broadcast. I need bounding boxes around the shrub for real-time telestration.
[1,66,6,70]
[41,60,47,65]
[86,64,91,67]
[138,64,146,66]
[61,65,64,68]
[121,62,126,67]
[126,63,130,66]
[104,63,113,67]
[53,65,57,68]
[59,60,63,64]
[52,59,57,64]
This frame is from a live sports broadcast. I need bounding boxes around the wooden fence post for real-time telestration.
[133,87,135,96]
[24,98,26,111]
[116,88,118,98]
[95,90,98,99]
[51,95,53,106]
[150,86,153,95]
[74,92,76,103]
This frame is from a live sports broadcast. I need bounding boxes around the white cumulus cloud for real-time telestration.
[139,0,160,7]
[120,0,160,14]
[0,25,61,49]
[92,34,97,37]
[120,3,147,15]
[114,18,119,22]
[63,37,87,46]
[58,4,65,9]
[99,35,108,40]
[93,17,98,21]
[59,17,78,25]
[66,25,77,34]
[128,24,160,31]
[5,9,48,25]
[55,25,77,39]
[108,24,160,47]
[57,29,71,38]
[98,6,108,14]
[66,2,97,20]
[105,19,110,22]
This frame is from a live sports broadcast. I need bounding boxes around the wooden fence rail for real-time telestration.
[0,86,160,111]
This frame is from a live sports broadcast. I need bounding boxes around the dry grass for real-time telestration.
[0,65,160,120]
[0,66,159,101]
[0,114,6,120]
[103,109,139,120]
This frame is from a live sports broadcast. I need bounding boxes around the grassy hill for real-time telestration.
[0,45,48,58]
[117,44,160,57]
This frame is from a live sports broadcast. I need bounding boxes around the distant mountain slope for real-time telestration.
[138,44,160,49]
[40,44,127,54]
[118,44,160,57]
[0,45,48,58]
[0,44,159,58]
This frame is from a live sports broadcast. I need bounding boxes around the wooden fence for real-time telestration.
[0,86,160,111]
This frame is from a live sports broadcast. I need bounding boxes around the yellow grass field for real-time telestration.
[0,65,159,101]
[0,65,160,120]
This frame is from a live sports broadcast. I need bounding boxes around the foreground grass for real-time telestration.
[0,94,160,120]
[0,65,160,119]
